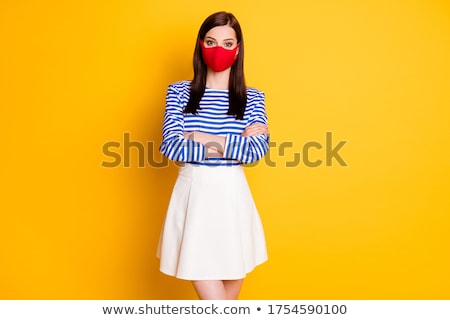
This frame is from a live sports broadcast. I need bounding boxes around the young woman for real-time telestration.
[157,11,270,300]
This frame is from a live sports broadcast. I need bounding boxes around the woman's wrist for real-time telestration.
[184,131,226,154]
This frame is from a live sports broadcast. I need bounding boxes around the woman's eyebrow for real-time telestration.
[204,36,235,42]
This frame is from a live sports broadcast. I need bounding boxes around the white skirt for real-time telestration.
[157,163,268,280]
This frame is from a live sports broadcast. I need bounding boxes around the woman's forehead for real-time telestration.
[205,25,237,40]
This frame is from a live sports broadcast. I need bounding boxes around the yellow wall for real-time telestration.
[1,0,449,299]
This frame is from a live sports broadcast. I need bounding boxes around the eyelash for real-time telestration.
[206,40,234,47]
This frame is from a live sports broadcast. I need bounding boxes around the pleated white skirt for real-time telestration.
[157,163,268,280]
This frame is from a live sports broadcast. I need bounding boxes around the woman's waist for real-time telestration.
[187,157,241,166]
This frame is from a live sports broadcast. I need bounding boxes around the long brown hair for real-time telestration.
[184,11,246,120]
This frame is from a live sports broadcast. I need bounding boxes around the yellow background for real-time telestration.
[1,0,449,299]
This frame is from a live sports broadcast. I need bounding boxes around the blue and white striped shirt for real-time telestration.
[159,81,269,165]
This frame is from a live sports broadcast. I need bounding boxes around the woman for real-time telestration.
[157,11,269,300]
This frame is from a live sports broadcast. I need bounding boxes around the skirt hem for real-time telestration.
[158,257,268,281]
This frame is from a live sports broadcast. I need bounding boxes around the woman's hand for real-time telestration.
[184,131,194,140]
[184,131,225,156]
[241,124,269,137]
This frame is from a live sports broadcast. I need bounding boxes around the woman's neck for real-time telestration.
[205,68,231,90]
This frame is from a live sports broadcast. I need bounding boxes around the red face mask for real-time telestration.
[200,40,239,72]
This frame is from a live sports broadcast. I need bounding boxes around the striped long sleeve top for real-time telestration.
[159,81,269,165]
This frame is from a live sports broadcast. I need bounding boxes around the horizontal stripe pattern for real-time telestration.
[159,80,269,165]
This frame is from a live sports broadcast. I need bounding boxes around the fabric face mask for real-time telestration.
[200,40,239,72]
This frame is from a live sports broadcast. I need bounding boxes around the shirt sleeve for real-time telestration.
[222,90,270,164]
[159,84,207,162]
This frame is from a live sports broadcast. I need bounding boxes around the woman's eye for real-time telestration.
[224,42,233,47]
[206,40,215,46]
